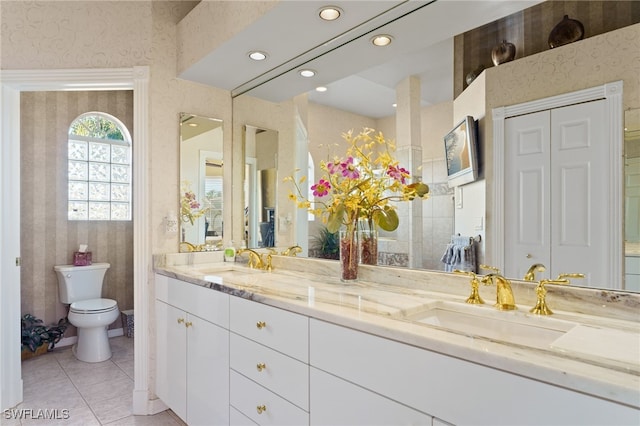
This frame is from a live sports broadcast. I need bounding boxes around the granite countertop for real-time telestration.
[154,254,640,409]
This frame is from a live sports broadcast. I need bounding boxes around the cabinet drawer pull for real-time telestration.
[177,318,185,324]
[256,321,267,329]
[256,404,267,414]
[185,321,193,328]
[256,362,266,372]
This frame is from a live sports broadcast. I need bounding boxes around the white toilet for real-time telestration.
[54,262,119,363]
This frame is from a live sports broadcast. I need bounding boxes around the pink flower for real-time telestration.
[326,159,341,175]
[341,157,360,179]
[387,165,409,184]
[311,179,331,197]
[184,191,200,209]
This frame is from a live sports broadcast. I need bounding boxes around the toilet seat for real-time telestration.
[70,298,118,314]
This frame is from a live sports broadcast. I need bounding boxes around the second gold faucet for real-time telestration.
[479,265,516,311]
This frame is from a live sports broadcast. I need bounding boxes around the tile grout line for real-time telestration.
[56,350,103,425]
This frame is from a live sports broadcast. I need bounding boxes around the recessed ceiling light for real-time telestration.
[248,51,268,61]
[319,6,342,21]
[371,34,393,47]
[299,69,316,78]
[315,86,328,92]
[188,123,198,127]
[392,103,397,108]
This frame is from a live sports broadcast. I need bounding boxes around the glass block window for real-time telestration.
[67,112,132,221]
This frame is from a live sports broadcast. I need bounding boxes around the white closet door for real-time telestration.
[550,99,608,287]
[505,110,551,279]
[505,99,610,287]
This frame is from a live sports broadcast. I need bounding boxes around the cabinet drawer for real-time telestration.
[231,370,309,426]
[156,274,229,328]
[230,296,308,362]
[310,367,431,426]
[231,406,258,426]
[231,333,309,411]
[310,319,639,425]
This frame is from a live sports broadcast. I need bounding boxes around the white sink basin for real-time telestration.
[403,301,577,350]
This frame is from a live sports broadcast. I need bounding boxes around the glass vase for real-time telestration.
[339,228,359,282]
[359,226,378,266]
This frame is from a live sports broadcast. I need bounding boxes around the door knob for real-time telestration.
[256,405,267,414]
[256,362,266,372]
[256,321,266,329]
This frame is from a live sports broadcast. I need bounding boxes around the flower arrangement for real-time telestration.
[286,127,429,235]
[286,128,428,279]
[180,181,208,225]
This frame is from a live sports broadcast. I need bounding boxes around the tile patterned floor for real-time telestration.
[6,337,185,425]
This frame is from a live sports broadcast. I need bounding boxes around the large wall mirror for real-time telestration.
[243,125,279,249]
[179,113,224,249]
[227,2,640,293]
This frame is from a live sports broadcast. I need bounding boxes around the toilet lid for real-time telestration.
[70,298,117,314]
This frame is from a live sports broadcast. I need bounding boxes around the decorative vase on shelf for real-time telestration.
[339,227,359,282]
[465,64,485,86]
[359,224,378,266]
[491,40,516,66]
[548,15,584,48]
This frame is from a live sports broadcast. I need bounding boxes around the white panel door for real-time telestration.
[155,301,187,422]
[551,100,607,287]
[187,313,229,426]
[504,99,610,286]
[505,110,551,279]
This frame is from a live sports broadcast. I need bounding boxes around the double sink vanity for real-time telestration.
[154,252,640,425]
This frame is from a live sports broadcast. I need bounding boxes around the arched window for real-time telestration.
[67,112,132,220]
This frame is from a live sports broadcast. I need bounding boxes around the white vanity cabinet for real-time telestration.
[229,296,310,425]
[309,319,639,426]
[155,274,230,425]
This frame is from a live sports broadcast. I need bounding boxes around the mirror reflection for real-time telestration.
[179,113,223,250]
[243,125,278,249]
[625,108,640,292]
[228,4,639,293]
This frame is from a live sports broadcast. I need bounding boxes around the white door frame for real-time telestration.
[492,81,623,284]
[0,67,153,414]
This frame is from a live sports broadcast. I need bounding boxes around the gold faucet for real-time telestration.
[237,248,264,269]
[179,242,203,252]
[524,263,546,281]
[237,248,272,271]
[530,278,569,315]
[454,270,484,305]
[479,265,516,310]
[281,245,302,257]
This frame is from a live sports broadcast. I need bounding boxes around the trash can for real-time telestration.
[121,310,134,338]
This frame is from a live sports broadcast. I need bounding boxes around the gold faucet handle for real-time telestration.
[530,279,569,316]
[453,270,484,305]
[479,264,501,274]
[453,269,475,278]
[556,273,584,284]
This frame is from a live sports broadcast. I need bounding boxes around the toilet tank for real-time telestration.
[54,263,110,304]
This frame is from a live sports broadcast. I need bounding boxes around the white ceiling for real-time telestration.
[179,0,543,118]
